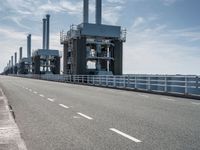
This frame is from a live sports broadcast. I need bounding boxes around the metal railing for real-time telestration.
[11,74,200,98]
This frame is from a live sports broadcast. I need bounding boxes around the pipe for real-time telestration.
[46,14,50,50]
[19,47,22,61]
[96,0,102,24]
[27,34,31,58]
[43,18,47,49]
[83,0,89,23]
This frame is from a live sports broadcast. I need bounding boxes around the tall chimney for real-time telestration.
[96,0,102,24]
[19,47,22,61]
[43,18,46,49]
[14,52,17,65]
[27,34,31,58]
[83,0,89,23]
[46,14,50,50]
[11,56,13,73]
[9,60,11,68]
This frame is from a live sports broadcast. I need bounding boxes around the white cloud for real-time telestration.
[124,17,200,75]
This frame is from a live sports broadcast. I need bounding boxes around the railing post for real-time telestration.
[185,76,188,95]
[99,76,101,85]
[164,76,167,92]
[114,76,116,87]
[148,76,151,91]
[82,75,84,84]
[127,75,130,88]
[124,76,126,88]
[87,75,89,84]
[106,76,108,86]
[73,75,75,83]
[93,76,94,85]
[135,76,137,89]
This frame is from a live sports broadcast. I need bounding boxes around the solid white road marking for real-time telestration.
[192,102,200,105]
[138,94,149,98]
[161,97,175,102]
[110,128,142,143]
[59,104,69,109]
[47,98,54,102]
[39,94,44,97]
[77,112,93,120]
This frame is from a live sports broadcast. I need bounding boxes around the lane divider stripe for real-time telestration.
[110,128,142,143]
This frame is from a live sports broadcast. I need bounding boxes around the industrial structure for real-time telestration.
[18,34,32,74]
[60,0,126,75]
[2,0,125,76]
[2,14,61,75]
[32,14,61,74]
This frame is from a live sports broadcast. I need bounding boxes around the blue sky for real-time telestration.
[0,0,200,75]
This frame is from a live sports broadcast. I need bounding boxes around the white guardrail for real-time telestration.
[12,74,200,98]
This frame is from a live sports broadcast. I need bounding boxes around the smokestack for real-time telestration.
[43,18,46,49]
[14,52,17,65]
[46,14,50,50]
[11,56,13,67]
[19,47,22,61]
[27,34,31,58]
[96,0,102,24]
[11,56,13,73]
[83,0,89,23]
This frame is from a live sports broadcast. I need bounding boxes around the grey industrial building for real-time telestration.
[60,0,126,75]
[32,14,61,74]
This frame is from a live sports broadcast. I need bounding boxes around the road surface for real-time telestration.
[0,76,200,150]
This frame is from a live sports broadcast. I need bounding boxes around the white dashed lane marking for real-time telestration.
[110,128,142,143]
[47,98,54,102]
[39,94,45,97]
[77,112,93,120]
[33,91,38,94]
[59,104,69,109]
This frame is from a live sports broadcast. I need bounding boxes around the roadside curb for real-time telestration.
[0,88,27,150]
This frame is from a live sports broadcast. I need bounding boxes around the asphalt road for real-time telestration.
[0,76,200,150]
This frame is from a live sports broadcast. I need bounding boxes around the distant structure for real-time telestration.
[60,0,126,75]
[32,14,61,74]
